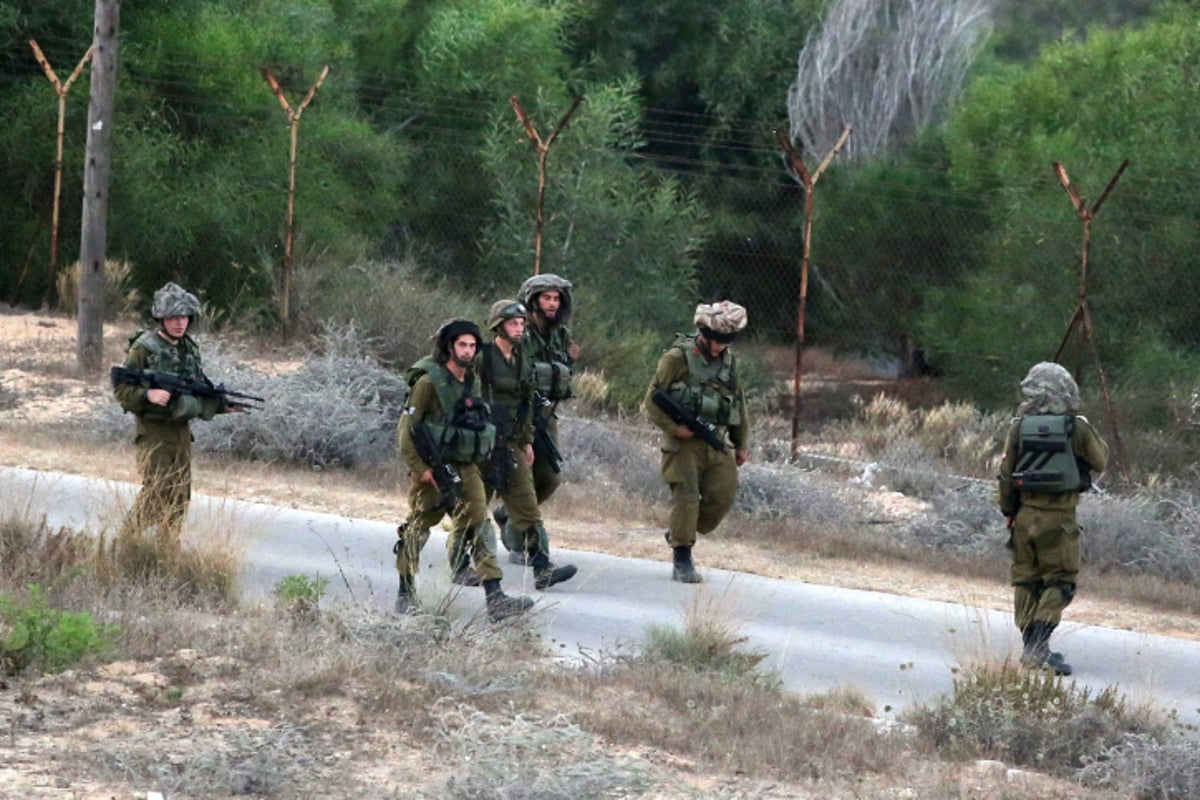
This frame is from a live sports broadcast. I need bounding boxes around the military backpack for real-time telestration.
[1012,414,1089,494]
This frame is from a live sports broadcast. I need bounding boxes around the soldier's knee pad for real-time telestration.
[1048,580,1076,607]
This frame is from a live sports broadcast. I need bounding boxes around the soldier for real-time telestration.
[644,301,750,583]
[998,361,1108,676]
[493,274,580,564]
[394,319,534,621]
[459,299,576,590]
[113,282,244,558]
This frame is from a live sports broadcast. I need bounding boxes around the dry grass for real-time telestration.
[5,308,1200,797]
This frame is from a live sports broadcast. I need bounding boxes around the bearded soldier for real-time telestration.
[998,362,1108,675]
[644,301,750,583]
[459,299,577,590]
[394,319,534,621]
[493,274,580,564]
[113,282,244,557]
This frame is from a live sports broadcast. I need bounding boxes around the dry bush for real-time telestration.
[903,662,1175,776]
[427,704,662,799]
[53,259,140,320]
[90,323,410,469]
[1078,732,1200,799]
[291,258,479,369]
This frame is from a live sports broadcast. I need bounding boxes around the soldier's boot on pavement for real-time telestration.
[528,543,577,590]
[671,545,702,584]
[394,574,418,616]
[1020,621,1071,675]
[482,578,534,622]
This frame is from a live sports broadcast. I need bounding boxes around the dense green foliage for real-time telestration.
[3,0,1197,420]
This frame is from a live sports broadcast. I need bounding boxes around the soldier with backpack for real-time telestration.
[998,361,1108,675]
[644,301,750,583]
[393,319,534,621]
[459,300,577,590]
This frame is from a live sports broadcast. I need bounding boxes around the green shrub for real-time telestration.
[0,586,117,676]
[273,574,329,621]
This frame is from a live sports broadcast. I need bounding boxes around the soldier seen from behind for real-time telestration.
[394,319,534,621]
[457,300,576,591]
[644,301,750,583]
[998,361,1108,676]
[493,273,580,564]
[113,282,245,560]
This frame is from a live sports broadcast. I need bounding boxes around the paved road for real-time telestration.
[4,465,1199,728]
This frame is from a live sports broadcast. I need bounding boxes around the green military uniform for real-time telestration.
[517,275,577,505]
[473,299,577,589]
[396,362,499,584]
[113,283,227,555]
[393,318,534,621]
[997,361,1109,674]
[645,335,749,549]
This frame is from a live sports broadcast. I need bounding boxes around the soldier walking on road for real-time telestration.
[493,274,580,564]
[463,299,577,590]
[998,361,1108,676]
[394,319,534,621]
[113,282,245,560]
[644,301,750,583]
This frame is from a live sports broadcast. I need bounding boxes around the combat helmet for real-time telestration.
[487,299,528,331]
[517,273,572,325]
[1019,361,1081,416]
[694,300,747,344]
[151,281,201,320]
[432,318,483,363]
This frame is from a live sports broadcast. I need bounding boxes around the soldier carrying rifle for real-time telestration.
[112,282,248,561]
[393,319,534,620]
[644,301,750,583]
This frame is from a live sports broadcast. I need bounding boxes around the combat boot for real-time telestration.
[528,547,577,590]
[482,578,534,621]
[672,545,702,584]
[394,574,417,615]
[1020,621,1071,675]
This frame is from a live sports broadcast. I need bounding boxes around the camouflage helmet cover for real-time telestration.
[694,300,747,343]
[517,273,572,324]
[487,299,528,331]
[1019,361,1081,415]
[151,281,201,320]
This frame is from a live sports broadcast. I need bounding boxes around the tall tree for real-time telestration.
[788,0,995,160]
[77,0,118,373]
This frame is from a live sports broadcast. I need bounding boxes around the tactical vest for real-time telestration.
[478,342,531,438]
[665,335,742,427]
[1012,414,1084,494]
[410,360,496,464]
[525,324,573,401]
[129,329,205,380]
[126,329,206,423]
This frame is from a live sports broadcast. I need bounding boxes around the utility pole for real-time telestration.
[77,0,120,374]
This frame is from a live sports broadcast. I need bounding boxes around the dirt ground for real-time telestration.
[0,307,1189,798]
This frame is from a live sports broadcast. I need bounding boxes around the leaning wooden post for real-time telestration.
[509,95,583,276]
[262,65,330,338]
[776,125,851,462]
[1050,158,1130,483]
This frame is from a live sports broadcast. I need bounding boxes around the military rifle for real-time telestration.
[110,365,264,411]
[531,392,564,473]
[410,422,464,510]
[651,389,726,453]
